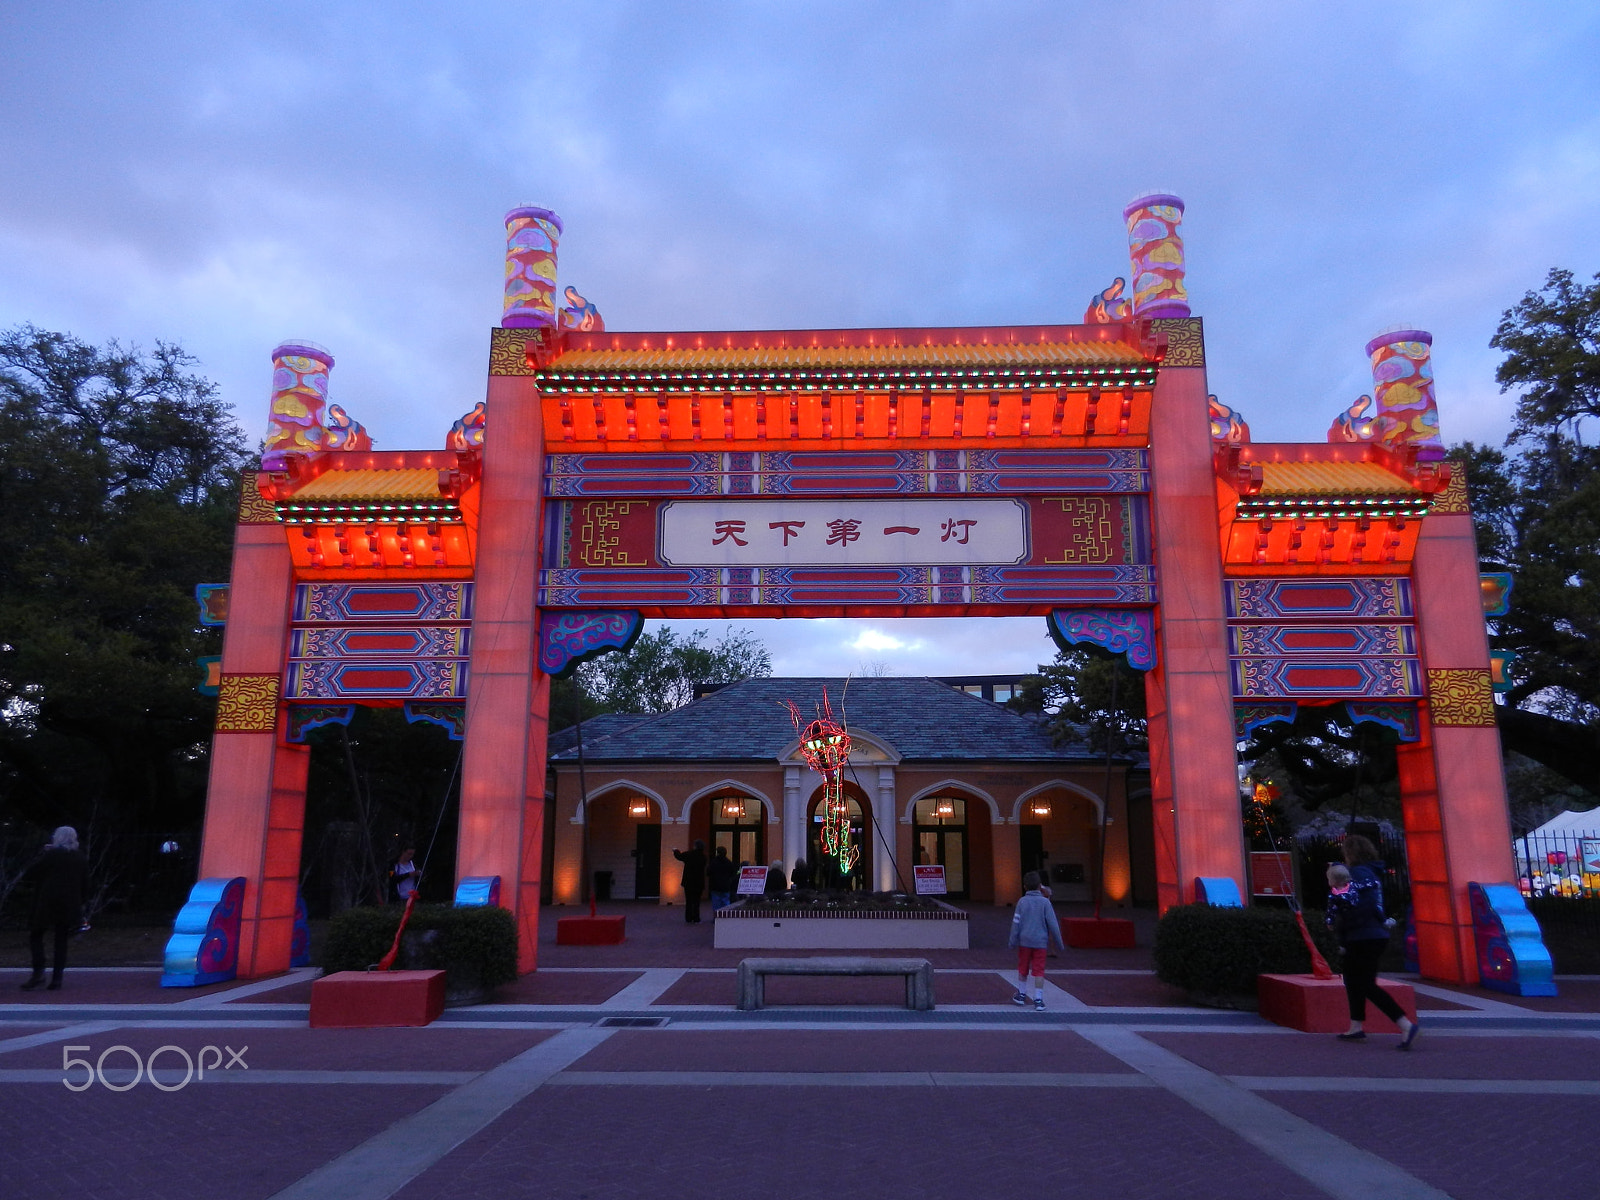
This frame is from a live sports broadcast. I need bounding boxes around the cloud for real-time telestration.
[850,629,910,654]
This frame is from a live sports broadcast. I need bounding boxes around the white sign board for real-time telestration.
[736,865,770,896]
[913,865,948,895]
[1583,839,1600,876]
[658,498,1028,567]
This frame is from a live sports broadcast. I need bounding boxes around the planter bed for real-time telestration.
[713,898,969,949]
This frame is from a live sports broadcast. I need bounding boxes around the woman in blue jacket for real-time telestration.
[1326,835,1418,1048]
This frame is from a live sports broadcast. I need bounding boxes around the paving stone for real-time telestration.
[1147,1031,1600,1080]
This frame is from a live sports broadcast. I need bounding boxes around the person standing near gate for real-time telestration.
[1326,836,1418,1048]
[1009,870,1064,1010]
[20,827,88,992]
[674,839,708,924]
[707,845,737,912]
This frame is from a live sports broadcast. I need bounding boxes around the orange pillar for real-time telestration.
[1145,319,1244,908]
[1403,472,1514,982]
[196,477,308,978]
[458,328,549,973]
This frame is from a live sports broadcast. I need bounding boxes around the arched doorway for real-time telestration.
[1016,786,1101,902]
[707,793,766,869]
[807,781,872,891]
[912,795,971,899]
[587,790,662,901]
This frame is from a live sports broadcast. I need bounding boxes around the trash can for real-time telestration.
[593,870,613,902]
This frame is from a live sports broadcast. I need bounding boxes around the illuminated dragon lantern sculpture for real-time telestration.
[786,691,857,878]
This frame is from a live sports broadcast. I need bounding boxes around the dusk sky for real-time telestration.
[4,3,1597,678]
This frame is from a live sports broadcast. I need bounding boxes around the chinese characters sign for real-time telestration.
[658,500,1028,567]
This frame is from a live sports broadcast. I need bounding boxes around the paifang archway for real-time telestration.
[194,197,1525,986]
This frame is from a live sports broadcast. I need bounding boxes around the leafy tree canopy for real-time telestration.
[0,324,249,840]
[554,625,773,725]
[1010,644,1147,753]
[1458,268,1600,797]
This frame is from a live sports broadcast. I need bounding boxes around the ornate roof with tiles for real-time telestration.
[548,676,1106,763]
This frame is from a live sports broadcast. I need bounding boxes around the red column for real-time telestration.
[1145,320,1244,907]
[196,478,307,978]
[1404,473,1513,982]
[459,333,548,973]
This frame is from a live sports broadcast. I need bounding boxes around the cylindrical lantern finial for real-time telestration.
[1364,328,1443,460]
[1122,193,1189,318]
[501,206,563,329]
[262,341,334,469]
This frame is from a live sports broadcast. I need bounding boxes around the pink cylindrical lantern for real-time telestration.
[262,341,334,469]
[1365,328,1443,460]
[1122,193,1189,318]
[501,205,563,328]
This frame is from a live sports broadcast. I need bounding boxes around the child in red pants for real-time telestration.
[1009,871,1065,1010]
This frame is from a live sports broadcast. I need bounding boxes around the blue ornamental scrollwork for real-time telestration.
[455,876,502,907]
[1048,608,1156,671]
[539,610,644,678]
[1469,882,1556,997]
[161,877,247,987]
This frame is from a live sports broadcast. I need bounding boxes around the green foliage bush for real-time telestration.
[321,903,518,994]
[1154,903,1341,999]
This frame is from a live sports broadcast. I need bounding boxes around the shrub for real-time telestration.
[321,903,518,994]
[1154,903,1341,999]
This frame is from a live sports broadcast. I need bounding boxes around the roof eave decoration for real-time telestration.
[1213,443,1451,572]
[527,321,1173,450]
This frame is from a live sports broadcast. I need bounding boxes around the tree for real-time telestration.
[562,625,772,722]
[1011,644,1147,753]
[1460,267,1600,796]
[0,325,249,902]
[1491,269,1600,443]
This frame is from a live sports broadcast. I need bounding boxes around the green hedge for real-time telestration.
[321,903,518,993]
[1154,903,1341,999]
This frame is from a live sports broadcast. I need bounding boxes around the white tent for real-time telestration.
[1516,808,1600,890]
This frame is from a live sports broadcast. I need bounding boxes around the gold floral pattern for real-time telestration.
[1427,668,1495,727]
[237,472,280,524]
[1431,462,1470,515]
[1150,317,1205,368]
[489,326,539,376]
[216,673,281,732]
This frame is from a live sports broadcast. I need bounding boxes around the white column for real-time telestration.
[874,764,898,892]
[783,766,805,871]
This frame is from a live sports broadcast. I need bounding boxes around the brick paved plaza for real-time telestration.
[3,904,1597,1200]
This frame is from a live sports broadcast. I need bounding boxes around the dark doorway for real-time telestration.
[913,796,969,899]
[633,822,661,899]
[709,796,765,868]
[1126,792,1157,906]
[1019,823,1048,881]
[809,789,870,890]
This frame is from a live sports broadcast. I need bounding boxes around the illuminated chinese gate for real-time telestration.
[193,198,1537,991]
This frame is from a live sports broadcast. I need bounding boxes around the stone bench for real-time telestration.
[737,956,935,1011]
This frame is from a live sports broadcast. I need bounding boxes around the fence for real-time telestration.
[1516,828,1600,953]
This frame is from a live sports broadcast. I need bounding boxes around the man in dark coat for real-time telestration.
[673,839,708,924]
[706,845,739,912]
[22,827,88,991]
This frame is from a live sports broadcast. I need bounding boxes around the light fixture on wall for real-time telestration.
[721,798,746,820]
[627,799,650,818]
[933,799,956,819]
[1028,798,1053,819]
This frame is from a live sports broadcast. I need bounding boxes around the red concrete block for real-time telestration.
[1257,973,1416,1034]
[556,915,627,945]
[1064,918,1137,948]
[309,970,445,1028]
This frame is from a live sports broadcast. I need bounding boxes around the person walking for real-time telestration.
[1326,835,1418,1048]
[1008,870,1064,1010]
[707,845,738,912]
[673,839,708,924]
[20,827,88,992]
